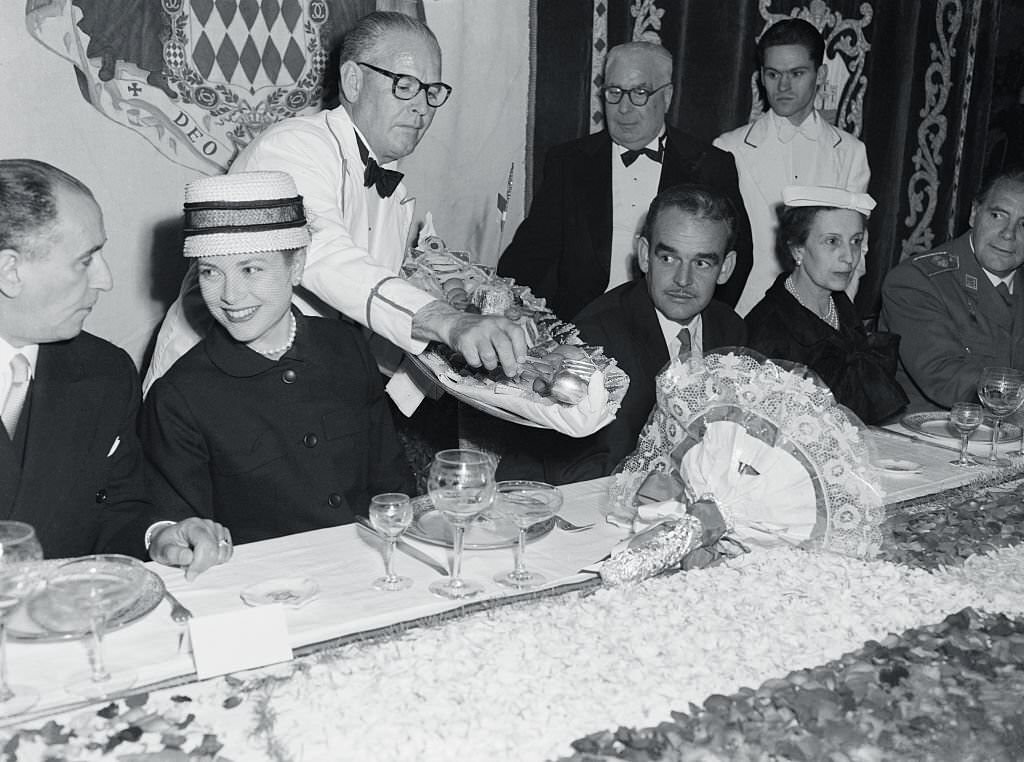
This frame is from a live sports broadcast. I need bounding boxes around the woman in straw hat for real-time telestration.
[141,171,413,545]
[744,185,907,424]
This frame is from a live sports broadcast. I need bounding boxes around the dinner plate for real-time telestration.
[9,563,165,643]
[900,411,1021,443]
[406,495,555,550]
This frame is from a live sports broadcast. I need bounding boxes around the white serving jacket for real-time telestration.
[143,106,435,393]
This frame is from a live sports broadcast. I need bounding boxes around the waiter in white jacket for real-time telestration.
[714,18,870,317]
[145,10,526,401]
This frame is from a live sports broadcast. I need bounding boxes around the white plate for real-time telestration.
[876,458,923,474]
[406,495,555,550]
[240,577,319,609]
[12,563,165,643]
[900,411,1020,443]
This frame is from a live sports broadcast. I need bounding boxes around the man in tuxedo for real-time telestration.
[0,159,230,576]
[499,184,747,484]
[497,41,752,320]
[882,170,1024,410]
[714,18,870,316]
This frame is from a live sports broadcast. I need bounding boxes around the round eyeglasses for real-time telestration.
[357,62,452,108]
[601,83,670,107]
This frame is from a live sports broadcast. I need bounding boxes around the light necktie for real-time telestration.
[676,326,692,361]
[2,354,30,439]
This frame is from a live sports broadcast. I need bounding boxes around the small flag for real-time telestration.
[496,191,508,215]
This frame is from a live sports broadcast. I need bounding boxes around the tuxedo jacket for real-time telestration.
[497,126,753,319]
[0,332,161,559]
[497,279,747,485]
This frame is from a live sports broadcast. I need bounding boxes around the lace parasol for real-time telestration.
[608,349,885,559]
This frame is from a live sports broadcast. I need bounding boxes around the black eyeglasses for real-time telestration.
[601,83,670,107]
[357,62,452,108]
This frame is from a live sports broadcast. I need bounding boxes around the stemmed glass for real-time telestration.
[369,493,414,591]
[493,481,563,589]
[427,449,496,600]
[949,402,984,466]
[976,367,1024,466]
[28,554,144,698]
[0,522,44,717]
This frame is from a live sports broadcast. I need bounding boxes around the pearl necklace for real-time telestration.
[785,276,839,330]
[255,313,297,357]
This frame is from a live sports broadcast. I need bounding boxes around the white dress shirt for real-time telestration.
[654,309,703,360]
[609,131,665,291]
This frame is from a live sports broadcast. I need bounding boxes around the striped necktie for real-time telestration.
[676,327,692,361]
[2,354,30,438]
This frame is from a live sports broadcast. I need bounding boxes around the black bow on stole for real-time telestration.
[355,131,403,199]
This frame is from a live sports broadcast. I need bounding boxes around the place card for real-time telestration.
[189,604,293,679]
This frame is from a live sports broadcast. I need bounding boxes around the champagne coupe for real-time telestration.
[427,449,496,600]
[0,522,44,717]
[948,402,984,467]
[369,493,414,591]
[976,367,1024,466]
[28,554,145,698]
[493,481,563,589]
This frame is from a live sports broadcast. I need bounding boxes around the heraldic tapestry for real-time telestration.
[24,0,421,173]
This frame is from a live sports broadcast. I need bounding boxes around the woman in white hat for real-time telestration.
[745,185,908,424]
[141,171,413,545]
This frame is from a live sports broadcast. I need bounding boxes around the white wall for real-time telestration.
[1,0,529,366]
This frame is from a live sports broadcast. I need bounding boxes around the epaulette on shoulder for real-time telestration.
[909,250,959,277]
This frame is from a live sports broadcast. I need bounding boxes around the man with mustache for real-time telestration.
[497,41,751,320]
[502,184,747,484]
[882,170,1024,410]
[0,159,231,576]
[714,18,870,316]
[145,11,527,397]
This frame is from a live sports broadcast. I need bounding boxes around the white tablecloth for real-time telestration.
[7,478,627,722]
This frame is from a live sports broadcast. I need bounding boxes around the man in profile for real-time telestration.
[498,41,751,320]
[500,184,747,484]
[146,11,527,395]
[882,169,1024,410]
[0,159,230,577]
[715,18,869,316]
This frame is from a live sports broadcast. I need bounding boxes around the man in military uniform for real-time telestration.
[881,170,1024,410]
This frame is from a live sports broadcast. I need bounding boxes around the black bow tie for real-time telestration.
[355,132,403,198]
[621,146,663,167]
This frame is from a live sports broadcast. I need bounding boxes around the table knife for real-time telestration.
[355,517,450,576]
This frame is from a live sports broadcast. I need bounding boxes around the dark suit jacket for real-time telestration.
[0,332,159,559]
[497,125,753,319]
[497,279,747,485]
[141,313,414,545]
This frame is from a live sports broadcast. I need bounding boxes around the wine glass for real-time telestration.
[28,554,145,698]
[948,402,984,466]
[426,449,496,600]
[493,481,563,589]
[976,367,1024,466]
[0,522,44,717]
[369,493,414,591]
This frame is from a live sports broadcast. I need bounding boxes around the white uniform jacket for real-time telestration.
[714,110,870,316]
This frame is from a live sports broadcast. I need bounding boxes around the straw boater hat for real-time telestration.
[782,185,876,217]
[182,171,311,258]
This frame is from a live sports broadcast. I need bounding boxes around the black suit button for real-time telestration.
[95,489,108,504]
[282,369,297,384]
[328,493,343,508]
[303,433,318,448]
